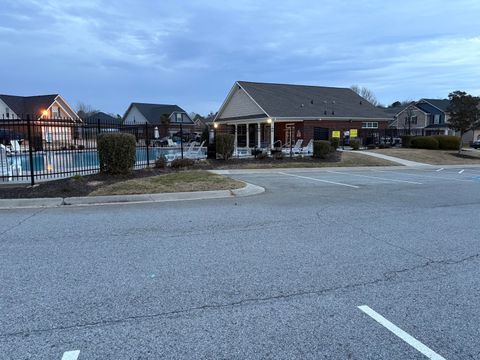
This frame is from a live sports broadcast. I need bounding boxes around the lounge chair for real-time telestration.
[300,139,314,154]
[167,138,176,147]
[186,141,206,159]
[0,145,12,180]
[282,139,303,154]
[10,140,21,153]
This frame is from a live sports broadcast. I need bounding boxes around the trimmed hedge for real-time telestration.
[349,139,360,150]
[401,135,413,148]
[411,136,439,150]
[97,133,136,174]
[216,133,235,160]
[313,140,332,159]
[154,155,167,169]
[432,135,461,150]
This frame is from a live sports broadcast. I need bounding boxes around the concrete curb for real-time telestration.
[0,182,265,210]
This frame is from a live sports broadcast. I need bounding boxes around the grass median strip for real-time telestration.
[89,171,244,196]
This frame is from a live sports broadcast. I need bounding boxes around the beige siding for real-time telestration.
[393,106,429,130]
[124,105,148,124]
[0,98,17,119]
[219,87,264,119]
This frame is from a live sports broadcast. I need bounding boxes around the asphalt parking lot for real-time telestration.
[1,166,480,359]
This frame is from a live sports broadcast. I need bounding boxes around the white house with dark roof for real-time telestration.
[123,102,194,137]
[214,81,392,149]
[0,94,81,143]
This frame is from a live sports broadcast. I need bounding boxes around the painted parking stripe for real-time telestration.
[358,306,446,360]
[62,350,80,360]
[326,170,423,185]
[373,169,475,183]
[436,168,444,172]
[459,169,464,174]
[277,172,360,188]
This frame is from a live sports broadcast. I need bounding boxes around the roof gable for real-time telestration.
[418,99,450,112]
[236,81,390,119]
[127,103,193,124]
[0,94,58,118]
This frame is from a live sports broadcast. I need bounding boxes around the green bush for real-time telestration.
[216,133,235,160]
[411,136,439,150]
[349,139,360,150]
[330,138,340,150]
[378,143,391,149]
[97,133,136,174]
[171,158,195,169]
[401,135,413,148]
[313,140,332,159]
[273,151,284,160]
[251,148,263,157]
[154,155,167,169]
[432,135,461,150]
[367,144,376,149]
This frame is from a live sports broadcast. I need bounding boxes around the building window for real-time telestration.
[5,107,9,118]
[52,106,59,118]
[362,122,378,129]
[411,116,417,125]
[433,114,440,124]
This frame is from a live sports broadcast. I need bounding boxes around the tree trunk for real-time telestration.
[458,131,464,155]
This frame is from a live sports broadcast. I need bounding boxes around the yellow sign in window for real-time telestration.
[332,131,341,138]
[350,129,358,138]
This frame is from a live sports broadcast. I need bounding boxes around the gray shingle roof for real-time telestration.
[128,103,193,124]
[419,99,451,112]
[0,94,58,117]
[237,81,391,119]
[82,111,122,125]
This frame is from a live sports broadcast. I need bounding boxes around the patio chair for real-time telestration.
[186,141,206,159]
[0,145,12,180]
[282,139,303,154]
[300,139,314,154]
[10,140,21,153]
[167,138,176,147]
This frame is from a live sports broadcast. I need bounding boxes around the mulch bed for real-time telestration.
[0,168,170,199]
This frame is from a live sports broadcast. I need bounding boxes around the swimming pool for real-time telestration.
[6,147,206,176]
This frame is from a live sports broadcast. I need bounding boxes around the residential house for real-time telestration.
[0,94,81,145]
[123,103,194,139]
[193,113,216,133]
[214,81,392,148]
[390,99,454,136]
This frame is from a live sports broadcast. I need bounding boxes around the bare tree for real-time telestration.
[350,85,380,106]
[76,102,98,119]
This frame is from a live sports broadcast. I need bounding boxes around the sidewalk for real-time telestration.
[0,182,265,210]
[345,150,431,167]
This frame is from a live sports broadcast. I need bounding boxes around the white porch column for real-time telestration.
[234,124,238,149]
[257,123,261,148]
[270,120,275,149]
[246,124,250,148]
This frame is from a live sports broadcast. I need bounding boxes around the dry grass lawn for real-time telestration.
[369,148,480,165]
[90,170,244,196]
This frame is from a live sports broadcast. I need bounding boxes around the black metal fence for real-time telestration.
[0,116,202,184]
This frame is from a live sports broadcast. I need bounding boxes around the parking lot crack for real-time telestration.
[0,208,45,237]
[1,253,478,339]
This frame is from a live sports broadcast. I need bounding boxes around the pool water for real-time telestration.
[9,147,202,174]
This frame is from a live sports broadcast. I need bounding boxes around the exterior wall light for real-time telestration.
[267,118,272,124]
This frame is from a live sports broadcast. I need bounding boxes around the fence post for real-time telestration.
[145,122,149,167]
[26,115,35,186]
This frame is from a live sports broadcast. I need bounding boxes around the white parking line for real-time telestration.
[358,306,446,360]
[327,170,423,185]
[436,168,444,172]
[62,350,80,360]
[373,169,475,183]
[277,172,360,188]
[459,169,464,174]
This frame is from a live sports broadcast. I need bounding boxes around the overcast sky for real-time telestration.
[1,0,479,115]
